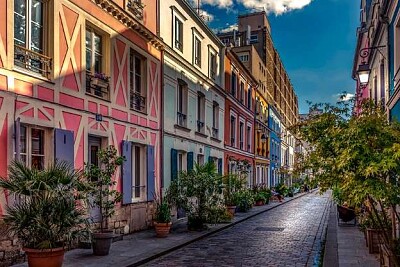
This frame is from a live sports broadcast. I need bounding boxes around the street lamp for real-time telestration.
[357,63,370,85]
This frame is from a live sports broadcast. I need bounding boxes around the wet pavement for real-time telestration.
[144,191,330,267]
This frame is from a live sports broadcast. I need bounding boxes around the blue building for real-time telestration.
[268,106,281,187]
[388,1,400,120]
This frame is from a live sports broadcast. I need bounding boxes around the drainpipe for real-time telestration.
[160,48,164,198]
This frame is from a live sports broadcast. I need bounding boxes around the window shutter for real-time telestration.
[122,141,132,204]
[187,152,194,171]
[54,129,74,167]
[218,158,223,175]
[171,149,178,181]
[147,145,155,201]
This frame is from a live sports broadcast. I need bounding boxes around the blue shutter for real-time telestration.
[208,156,213,163]
[122,141,132,204]
[218,158,223,175]
[54,129,74,167]
[15,118,21,161]
[187,152,194,171]
[171,149,178,181]
[147,145,155,201]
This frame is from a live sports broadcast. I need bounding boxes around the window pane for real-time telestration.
[94,34,102,54]
[134,56,141,75]
[31,128,44,155]
[94,54,102,73]
[86,50,91,71]
[14,0,26,46]
[85,29,92,48]
[135,74,141,93]
[134,146,141,198]
[31,0,43,24]
[30,23,43,52]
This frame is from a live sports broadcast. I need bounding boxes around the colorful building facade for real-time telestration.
[0,0,163,261]
[224,48,256,187]
[269,106,281,187]
[159,0,225,198]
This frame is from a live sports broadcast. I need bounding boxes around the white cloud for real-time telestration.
[199,10,215,22]
[238,0,313,15]
[335,93,354,101]
[201,0,233,8]
[217,23,238,33]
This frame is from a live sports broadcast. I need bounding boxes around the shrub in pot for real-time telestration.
[222,174,245,217]
[154,196,172,238]
[166,162,224,231]
[84,146,124,256]
[236,190,254,212]
[0,161,90,267]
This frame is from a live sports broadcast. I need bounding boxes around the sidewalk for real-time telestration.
[13,191,313,267]
[323,201,379,267]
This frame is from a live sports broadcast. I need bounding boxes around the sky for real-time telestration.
[193,0,360,113]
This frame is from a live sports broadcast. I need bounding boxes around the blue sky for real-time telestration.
[197,0,360,113]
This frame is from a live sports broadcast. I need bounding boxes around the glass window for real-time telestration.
[230,116,236,147]
[130,50,146,112]
[194,37,201,67]
[17,125,45,170]
[239,121,244,150]
[209,52,216,79]
[174,17,183,51]
[86,28,103,74]
[231,72,237,96]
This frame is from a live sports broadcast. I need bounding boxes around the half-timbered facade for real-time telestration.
[0,0,162,261]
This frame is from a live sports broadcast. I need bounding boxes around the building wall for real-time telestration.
[269,106,281,187]
[0,0,162,263]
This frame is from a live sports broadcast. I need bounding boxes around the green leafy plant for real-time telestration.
[166,162,224,230]
[154,196,171,223]
[236,190,254,212]
[0,161,91,249]
[222,174,246,206]
[84,146,124,232]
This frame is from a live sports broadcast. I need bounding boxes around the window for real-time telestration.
[209,51,217,79]
[197,92,205,133]
[177,79,188,127]
[197,154,204,165]
[239,121,244,150]
[212,102,219,138]
[193,36,201,67]
[247,125,251,152]
[19,125,46,170]
[231,72,237,96]
[247,86,252,109]
[14,0,51,77]
[130,50,146,112]
[239,55,249,62]
[250,34,258,44]
[380,62,385,104]
[174,17,183,51]
[230,115,236,147]
[240,81,245,103]
[86,27,109,99]
[132,144,146,201]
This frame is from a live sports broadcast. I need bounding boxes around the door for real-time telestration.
[88,136,102,223]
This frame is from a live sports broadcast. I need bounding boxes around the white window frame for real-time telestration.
[131,143,147,202]
[208,46,217,80]
[239,118,244,150]
[18,125,50,170]
[129,49,147,113]
[177,79,188,127]
[246,122,252,152]
[230,111,237,147]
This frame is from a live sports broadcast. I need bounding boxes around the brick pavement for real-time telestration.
[12,191,312,267]
[144,191,331,267]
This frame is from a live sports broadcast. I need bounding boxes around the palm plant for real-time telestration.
[0,161,90,249]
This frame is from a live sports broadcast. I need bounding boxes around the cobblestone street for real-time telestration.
[144,191,330,267]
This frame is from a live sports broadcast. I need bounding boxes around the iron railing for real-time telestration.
[130,91,146,112]
[177,112,187,127]
[86,72,110,100]
[14,44,52,78]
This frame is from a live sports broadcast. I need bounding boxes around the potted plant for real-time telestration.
[0,161,90,267]
[255,192,266,206]
[154,196,172,238]
[84,146,124,256]
[236,189,254,212]
[222,174,245,217]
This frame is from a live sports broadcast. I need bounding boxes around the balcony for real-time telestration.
[197,120,204,133]
[212,127,219,139]
[86,72,110,100]
[130,91,146,113]
[177,112,187,127]
[127,0,144,21]
[14,44,52,78]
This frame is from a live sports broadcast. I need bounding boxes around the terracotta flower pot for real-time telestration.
[226,205,236,217]
[255,200,265,206]
[154,222,172,238]
[23,247,64,267]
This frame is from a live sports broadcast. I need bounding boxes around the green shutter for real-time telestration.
[187,152,194,171]
[171,149,178,181]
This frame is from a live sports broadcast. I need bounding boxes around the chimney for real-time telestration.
[246,25,251,45]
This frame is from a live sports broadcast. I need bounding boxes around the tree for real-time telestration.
[294,99,400,265]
